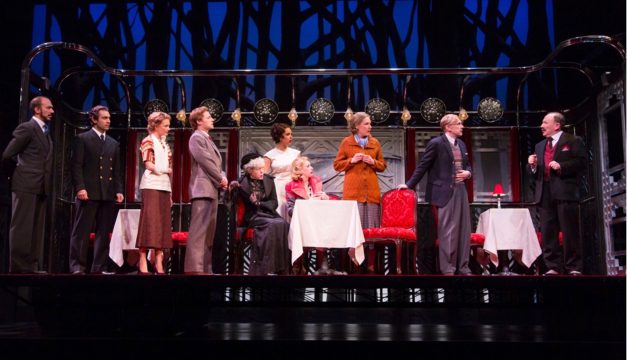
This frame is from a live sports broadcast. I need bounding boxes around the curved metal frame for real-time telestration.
[19,35,626,126]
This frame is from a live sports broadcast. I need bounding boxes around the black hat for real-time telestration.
[240,152,262,169]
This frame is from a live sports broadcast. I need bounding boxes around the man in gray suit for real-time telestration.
[2,96,54,274]
[399,114,473,275]
[69,105,124,274]
[184,106,228,275]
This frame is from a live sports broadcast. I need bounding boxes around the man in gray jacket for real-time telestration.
[184,106,228,274]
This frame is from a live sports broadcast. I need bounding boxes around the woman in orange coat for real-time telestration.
[333,112,387,229]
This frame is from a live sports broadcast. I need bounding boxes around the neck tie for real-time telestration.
[548,138,553,149]
[43,124,49,135]
[100,134,105,141]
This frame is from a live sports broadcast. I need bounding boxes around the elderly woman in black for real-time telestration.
[236,153,290,275]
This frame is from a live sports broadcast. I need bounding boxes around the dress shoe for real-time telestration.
[543,269,559,276]
[568,270,582,276]
[33,270,49,275]
[72,270,85,275]
[100,270,116,275]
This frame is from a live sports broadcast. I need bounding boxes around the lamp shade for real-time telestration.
[492,183,504,196]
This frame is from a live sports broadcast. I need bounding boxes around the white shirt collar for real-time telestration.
[444,133,457,145]
[550,131,563,144]
[92,127,105,139]
[32,117,46,132]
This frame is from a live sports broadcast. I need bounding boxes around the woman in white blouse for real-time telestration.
[135,112,173,274]
[263,123,300,220]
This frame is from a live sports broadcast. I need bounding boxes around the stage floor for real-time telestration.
[1,274,625,358]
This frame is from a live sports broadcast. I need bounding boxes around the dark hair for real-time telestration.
[549,112,566,128]
[29,96,50,113]
[270,123,290,143]
[89,105,109,124]
[189,106,209,130]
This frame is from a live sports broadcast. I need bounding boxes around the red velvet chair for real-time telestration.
[362,189,417,274]
[536,231,564,246]
[234,195,255,274]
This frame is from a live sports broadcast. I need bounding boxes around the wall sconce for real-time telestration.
[288,107,298,126]
[401,106,411,126]
[458,107,469,121]
[401,76,412,126]
[492,183,505,208]
[173,76,187,125]
[344,76,353,124]
[288,77,298,126]
[176,109,187,125]
[344,107,353,123]
[231,108,242,126]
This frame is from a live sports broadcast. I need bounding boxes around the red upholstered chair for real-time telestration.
[234,195,255,274]
[170,231,189,273]
[536,231,564,247]
[362,189,417,274]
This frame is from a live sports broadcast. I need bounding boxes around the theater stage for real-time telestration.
[0,274,624,358]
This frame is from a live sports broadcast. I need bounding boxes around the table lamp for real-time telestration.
[492,183,505,208]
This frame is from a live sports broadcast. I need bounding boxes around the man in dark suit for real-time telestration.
[2,96,54,273]
[69,105,124,274]
[399,114,473,275]
[527,112,586,275]
[184,106,227,275]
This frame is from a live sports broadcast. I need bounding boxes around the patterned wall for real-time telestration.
[239,127,405,196]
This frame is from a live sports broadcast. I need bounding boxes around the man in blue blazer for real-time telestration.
[527,112,586,275]
[400,114,473,275]
[69,105,124,274]
[2,96,54,273]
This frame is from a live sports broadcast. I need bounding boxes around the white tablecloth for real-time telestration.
[288,199,365,265]
[109,209,141,267]
[476,208,541,268]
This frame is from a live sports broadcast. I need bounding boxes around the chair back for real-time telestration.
[235,195,246,227]
[380,189,416,229]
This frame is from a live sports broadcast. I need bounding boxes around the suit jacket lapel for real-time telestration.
[553,133,568,156]
[207,136,222,163]
[32,119,50,152]
[88,130,106,155]
[441,135,454,162]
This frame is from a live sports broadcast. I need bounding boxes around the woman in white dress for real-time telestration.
[263,123,300,220]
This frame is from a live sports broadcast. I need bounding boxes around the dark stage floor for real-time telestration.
[0,274,624,359]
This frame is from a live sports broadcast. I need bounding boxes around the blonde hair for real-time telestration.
[291,156,310,181]
[348,112,370,134]
[189,106,208,130]
[440,113,460,131]
[147,111,171,132]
